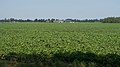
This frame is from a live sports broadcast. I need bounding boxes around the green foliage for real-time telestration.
[0,23,120,66]
[102,17,120,23]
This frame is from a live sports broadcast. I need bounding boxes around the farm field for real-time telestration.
[0,22,120,67]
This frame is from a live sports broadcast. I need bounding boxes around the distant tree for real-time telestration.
[9,18,15,22]
[4,18,8,22]
[26,19,32,22]
[102,17,120,23]
[51,19,55,23]
[34,19,38,22]
[18,19,24,22]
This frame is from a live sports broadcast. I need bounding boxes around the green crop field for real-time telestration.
[0,22,120,67]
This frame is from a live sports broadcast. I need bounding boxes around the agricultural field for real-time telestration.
[0,22,120,67]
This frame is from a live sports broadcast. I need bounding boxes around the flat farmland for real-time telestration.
[0,22,120,67]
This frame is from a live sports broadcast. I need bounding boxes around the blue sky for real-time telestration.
[0,0,120,19]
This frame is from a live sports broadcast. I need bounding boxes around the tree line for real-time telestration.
[0,18,102,23]
[102,17,120,23]
[0,17,120,23]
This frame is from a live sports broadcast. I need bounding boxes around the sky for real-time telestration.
[0,0,120,19]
